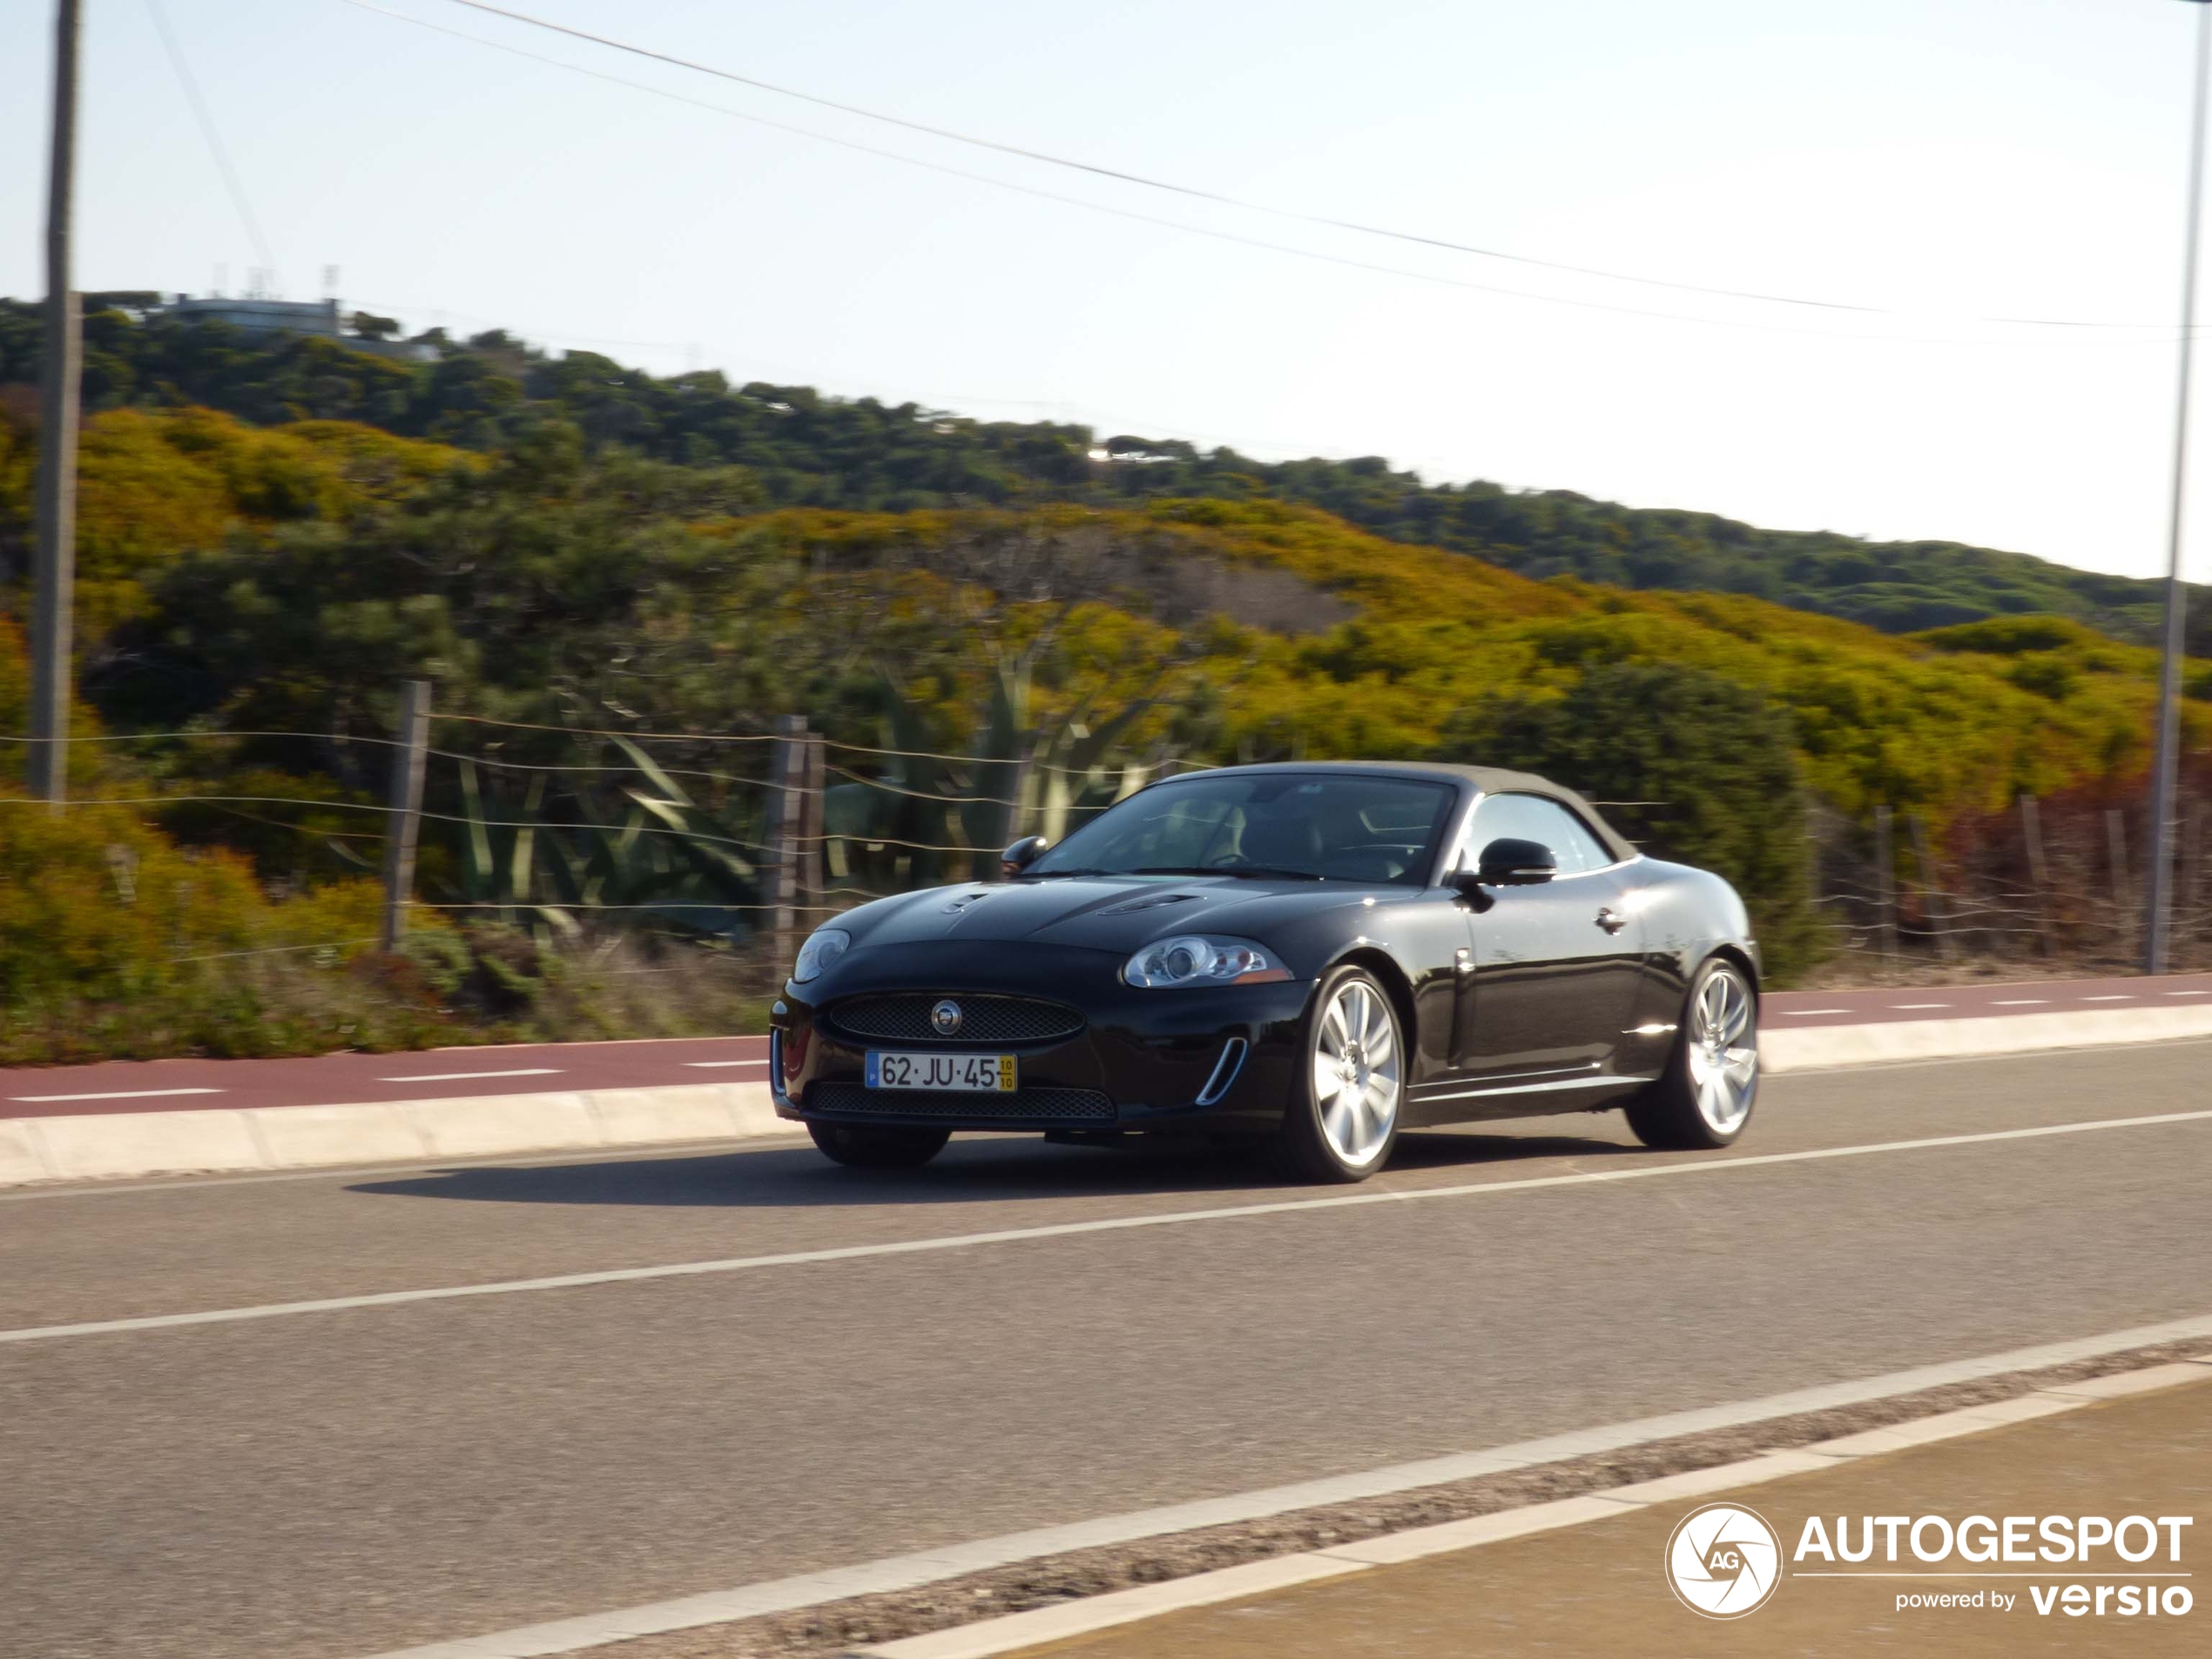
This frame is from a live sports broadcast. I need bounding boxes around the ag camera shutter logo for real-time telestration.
[1666,1503,1783,1619]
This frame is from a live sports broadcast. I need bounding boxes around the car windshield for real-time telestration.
[1028,772,1456,887]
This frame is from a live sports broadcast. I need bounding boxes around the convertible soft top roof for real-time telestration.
[1152,759,1641,867]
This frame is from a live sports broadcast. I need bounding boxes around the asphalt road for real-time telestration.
[2,1039,2209,1659]
[5,971,2208,1119]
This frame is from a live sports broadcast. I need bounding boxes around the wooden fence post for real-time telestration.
[763,714,807,976]
[379,680,431,952]
[1907,813,1958,961]
[1873,804,1897,965]
[994,751,1033,880]
[799,730,826,921]
[2020,794,2054,957]
[2184,797,2206,952]
[2107,807,2132,959]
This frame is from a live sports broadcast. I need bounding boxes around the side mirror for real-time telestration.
[1475,838,1557,887]
[1001,835,1050,879]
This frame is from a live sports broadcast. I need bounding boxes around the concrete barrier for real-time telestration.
[0,1082,783,1187]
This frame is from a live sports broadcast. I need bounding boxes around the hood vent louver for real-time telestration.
[1099,892,1201,916]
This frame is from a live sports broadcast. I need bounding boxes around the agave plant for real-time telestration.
[824,655,1173,891]
[447,734,763,938]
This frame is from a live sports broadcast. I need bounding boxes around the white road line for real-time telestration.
[1890,1002,1950,1009]
[374,1068,564,1083]
[2165,990,2210,997]
[6,1086,224,1103]
[1993,999,2050,1006]
[2082,995,2136,1002]
[354,1312,2212,1659]
[1777,1008,1852,1015]
[685,1060,768,1069]
[5,1107,2209,1350]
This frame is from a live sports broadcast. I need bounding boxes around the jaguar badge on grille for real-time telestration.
[930,999,964,1036]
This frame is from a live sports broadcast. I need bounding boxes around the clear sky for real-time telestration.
[3,0,2209,581]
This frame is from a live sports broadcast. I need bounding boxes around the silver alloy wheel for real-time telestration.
[1687,964,1758,1134]
[1311,977,1401,1168]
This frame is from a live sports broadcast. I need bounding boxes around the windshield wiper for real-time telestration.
[1130,865,1325,881]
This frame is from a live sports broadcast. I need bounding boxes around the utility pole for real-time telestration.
[29,0,83,807]
[2147,0,2212,974]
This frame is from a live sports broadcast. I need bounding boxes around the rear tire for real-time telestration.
[1273,964,1404,1184]
[807,1121,951,1169]
[1625,955,1758,1150]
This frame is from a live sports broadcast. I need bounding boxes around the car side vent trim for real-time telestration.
[1195,1036,1249,1107]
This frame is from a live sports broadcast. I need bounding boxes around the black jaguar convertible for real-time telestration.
[769,762,1760,1182]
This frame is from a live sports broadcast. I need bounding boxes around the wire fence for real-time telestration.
[0,707,1185,988]
[8,709,2209,985]
[1804,786,2212,979]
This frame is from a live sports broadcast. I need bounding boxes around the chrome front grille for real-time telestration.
[821,995,1085,1046]
[806,1082,1114,1123]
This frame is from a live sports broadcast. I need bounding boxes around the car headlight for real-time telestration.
[792,927,851,984]
[1123,935,1291,988]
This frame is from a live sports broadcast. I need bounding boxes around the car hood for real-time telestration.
[832,875,1390,955]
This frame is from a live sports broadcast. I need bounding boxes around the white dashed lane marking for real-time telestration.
[373,1068,565,1083]
[7,1087,225,1103]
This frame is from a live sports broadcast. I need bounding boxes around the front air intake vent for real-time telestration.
[821,995,1085,1046]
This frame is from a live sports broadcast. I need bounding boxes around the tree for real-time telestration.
[351,312,400,341]
[1433,663,1825,983]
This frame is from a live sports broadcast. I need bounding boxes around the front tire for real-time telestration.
[807,1121,951,1169]
[1274,965,1404,1183]
[1625,956,1759,1150]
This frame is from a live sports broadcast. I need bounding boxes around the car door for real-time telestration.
[1454,793,1644,1080]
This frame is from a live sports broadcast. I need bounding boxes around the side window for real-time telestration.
[1465,794,1614,875]
[1548,803,1615,872]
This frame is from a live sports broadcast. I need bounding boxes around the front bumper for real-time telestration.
[769,940,1311,1136]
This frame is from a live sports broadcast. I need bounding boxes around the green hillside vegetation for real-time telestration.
[3,297,2204,655]
[4,401,2202,909]
[5,401,2193,830]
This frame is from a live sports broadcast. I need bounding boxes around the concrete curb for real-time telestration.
[853,1356,2212,1659]
[0,1082,780,1187]
[1758,1003,2212,1071]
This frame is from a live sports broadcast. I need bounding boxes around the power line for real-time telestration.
[331,1,2166,347]
[145,0,277,273]
[434,0,2170,333]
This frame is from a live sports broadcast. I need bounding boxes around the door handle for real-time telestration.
[1595,907,1626,934]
